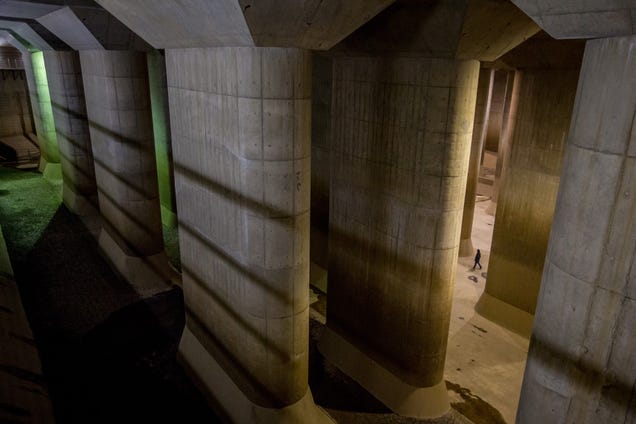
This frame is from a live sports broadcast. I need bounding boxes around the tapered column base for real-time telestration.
[63,181,98,216]
[179,327,334,424]
[318,326,450,419]
[98,229,177,296]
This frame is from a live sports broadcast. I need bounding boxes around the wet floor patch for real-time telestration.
[446,381,507,424]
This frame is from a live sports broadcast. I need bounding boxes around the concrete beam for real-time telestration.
[0,0,58,19]
[37,7,103,50]
[95,0,395,50]
[511,0,636,39]
[0,19,52,50]
[456,0,540,61]
[334,0,539,60]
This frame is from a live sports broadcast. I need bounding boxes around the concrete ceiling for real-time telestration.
[0,18,54,50]
[94,0,397,50]
[0,0,151,50]
[495,31,585,69]
[511,0,636,39]
[332,0,539,61]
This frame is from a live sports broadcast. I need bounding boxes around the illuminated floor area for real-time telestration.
[444,200,531,424]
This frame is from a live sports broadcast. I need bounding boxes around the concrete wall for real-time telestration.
[0,70,33,138]
[44,50,97,215]
[167,47,313,409]
[518,34,636,423]
[327,56,478,388]
[486,68,579,314]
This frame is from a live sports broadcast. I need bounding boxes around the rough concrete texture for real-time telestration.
[482,71,508,153]
[486,68,579,315]
[455,0,539,61]
[166,47,328,421]
[31,51,60,169]
[80,50,163,257]
[485,38,583,315]
[335,0,537,61]
[459,68,492,258]
[95,0,394,50]
[485,71,515,216]
[518,34,636,424]
[43,50,98,216]
[0,68,33,138]
[147,50,177,228]
[310,53,332,271]
[512,0,636,40]
[325,55,479,414]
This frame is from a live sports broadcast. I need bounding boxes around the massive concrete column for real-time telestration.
[485,71,515,215]
[483,71,509,154]
[518,34,636,424]
[484,55,581,316]
[167,47,328,423]
[30,51,60,178]
[320,56,479,418]
[80,50,173,293]
[147,50,177,228]
[43,50,98,215]
[458,68,493,257]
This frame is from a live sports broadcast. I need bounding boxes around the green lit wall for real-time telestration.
[31,51,59,164]
[147,51,177,228]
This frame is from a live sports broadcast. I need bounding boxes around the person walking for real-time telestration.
[472,249,482,270]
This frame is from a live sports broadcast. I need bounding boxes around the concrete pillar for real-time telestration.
[485,71,515,216]
[458,68,493,257]
[147,50,177,228]
[19,52,40,137]
[518,34,636,424]
[30,51,61,179]
[320,56,479,418]
[484,67,579,315]
[166,47,329,423]
[483,71,509,153]
[43,50,98,215]
[80,50,173,294]
[310,53,332,290]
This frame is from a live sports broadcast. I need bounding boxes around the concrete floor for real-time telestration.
[444,199,531,424]
[2,166,531,423]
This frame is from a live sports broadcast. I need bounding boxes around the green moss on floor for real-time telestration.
[0,167,62,261]
[162,223,181,271]
[0,167,181,271]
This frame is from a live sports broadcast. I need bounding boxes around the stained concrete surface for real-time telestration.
[445,199,530,424]
[1,166,479,423]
